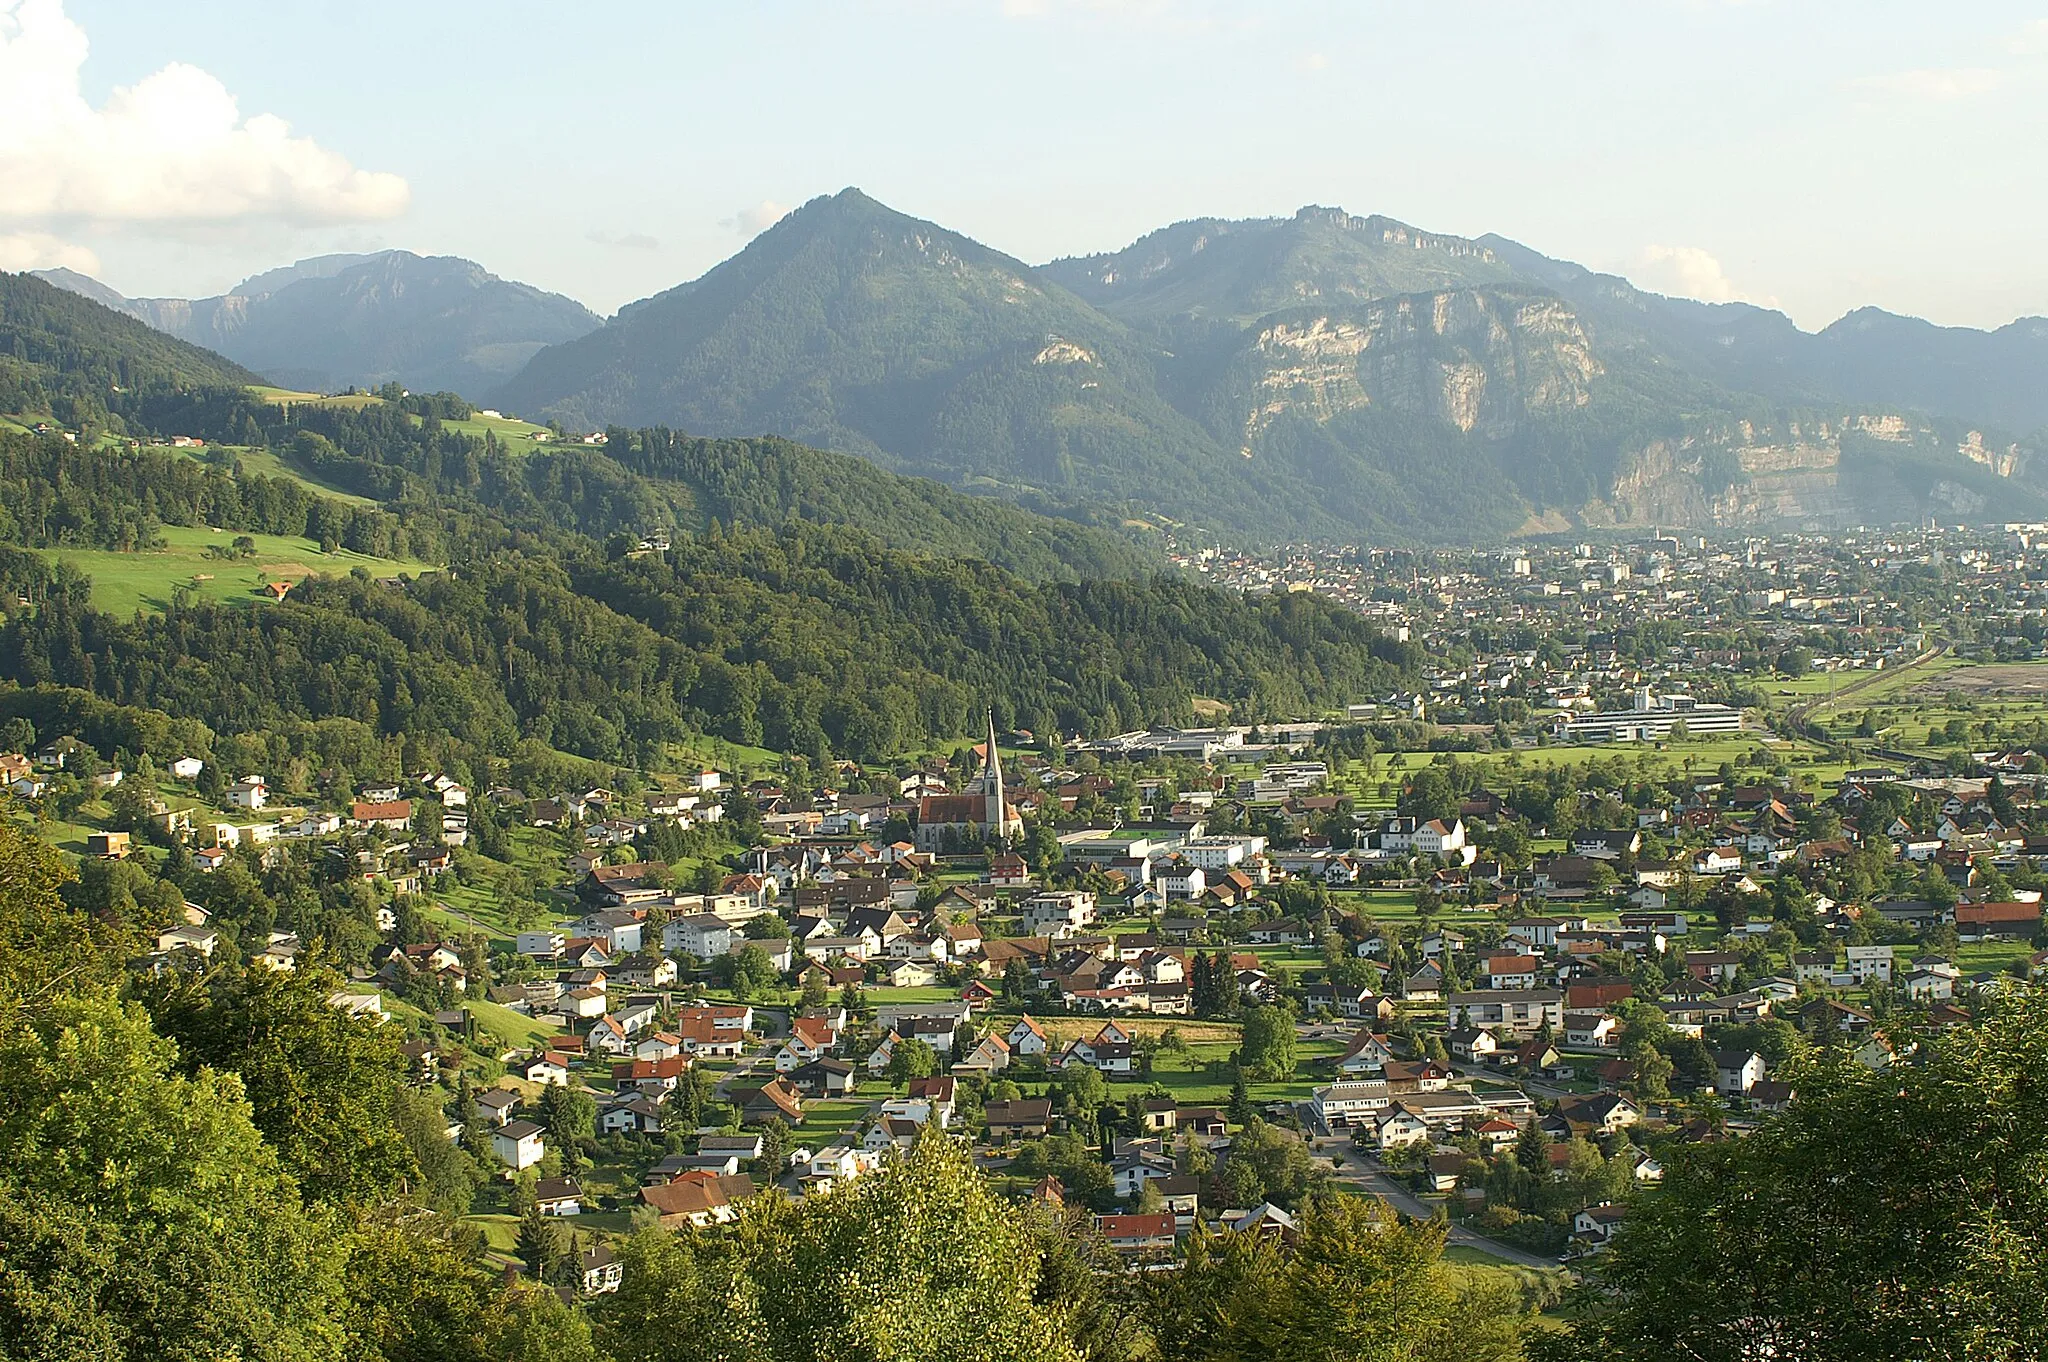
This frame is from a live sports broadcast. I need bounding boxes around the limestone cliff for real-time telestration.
[1605,412,2036,529]
[1233,288,1601,450]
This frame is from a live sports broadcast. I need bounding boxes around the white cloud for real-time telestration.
[725,200,791,237]
[1851,66,2004,101]
[2004,18,2048,55]
[1633,245,1758,305]
[0,0,407,226]
[0,230,97,273]
[1296,51,1330,72]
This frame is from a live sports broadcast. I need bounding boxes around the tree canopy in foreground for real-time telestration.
[1536,993,2048,1362]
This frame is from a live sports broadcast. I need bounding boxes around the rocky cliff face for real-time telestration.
[1232,289,1601,449]
[1603,413,2038,528]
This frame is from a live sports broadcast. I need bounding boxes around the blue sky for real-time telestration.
[5,0,2047,329]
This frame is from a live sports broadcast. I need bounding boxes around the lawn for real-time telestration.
[42,524,435,614]
[467,997,565,1054]
[799,1098,871,1143]
[865,985,964,1007]
[1954,940,2035,978]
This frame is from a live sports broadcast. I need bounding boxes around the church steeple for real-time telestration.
[983,709,1004,836]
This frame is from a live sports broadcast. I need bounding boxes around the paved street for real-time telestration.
[1299,1100,1561,1271]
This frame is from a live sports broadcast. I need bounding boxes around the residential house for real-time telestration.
[1714,1049,1767,1097]
[492,1120,546,1170]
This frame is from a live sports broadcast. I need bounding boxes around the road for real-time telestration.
[1325,1157,1560,1270]
[1297,1100,1564,1271]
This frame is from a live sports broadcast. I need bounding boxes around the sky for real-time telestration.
[3,0,2047,331]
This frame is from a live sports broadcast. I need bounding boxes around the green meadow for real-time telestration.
[42,524,435,615]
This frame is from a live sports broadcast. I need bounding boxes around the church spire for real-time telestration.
[983,708,1004,837]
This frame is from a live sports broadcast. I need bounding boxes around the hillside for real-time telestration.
[0,267,1158,583]
[248,400,1159,582]
[0,271,263,417]
[0,431,1415,765]
[1040,205,1515,333]
[495,192,2048,542]
[608,428,1156,580]
[0,307,1408,761]
[36,252,601,402]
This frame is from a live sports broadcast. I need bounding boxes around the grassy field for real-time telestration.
[1825,661,2048,753]
[441,410,556,446]
[1338,731,1853,813]
[249,385,556,448]
[42,524,435,614]
[247,385,383,410]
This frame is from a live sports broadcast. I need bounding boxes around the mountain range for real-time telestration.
[39,191,2048,540]
[36,251,599,400]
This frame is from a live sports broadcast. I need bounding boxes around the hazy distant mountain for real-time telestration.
[493,190,2048,540]
[36,252,600,401]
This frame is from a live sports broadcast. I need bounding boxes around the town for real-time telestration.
[15,529,2048,1309]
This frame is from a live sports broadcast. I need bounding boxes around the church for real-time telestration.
[914,712,1024,852]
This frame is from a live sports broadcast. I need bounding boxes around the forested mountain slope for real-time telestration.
[0,271,263,419]
[0,382,1413,768]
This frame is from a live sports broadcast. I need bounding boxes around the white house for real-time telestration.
[1020,891,1098,937]
[1005,1015,1051,1056]
[225,776,269,810]
[1314,1081,1392,1128]
[171,756,205,781]
[517,930,567,959]
[1412,818,1467,857]
[1563,1013,1619,1048]
[1156,860,1206,901]
[1372,1105,1433,1149]
[492,1120,546,1170]
[1845,944,1894,986]
[1713,1049,1767,1097]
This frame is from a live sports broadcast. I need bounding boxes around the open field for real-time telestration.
[247,384,384,410]
[1905,662,2048,699]
[249,385,556,447]
[441,410,556,445]
[42,524,435,614]
[1034,1017,1245,1047]
[1799,651,1962,717]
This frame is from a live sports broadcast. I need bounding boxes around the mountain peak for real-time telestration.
[29,266,135,314]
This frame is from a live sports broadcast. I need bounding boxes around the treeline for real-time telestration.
[0,510,1414,765]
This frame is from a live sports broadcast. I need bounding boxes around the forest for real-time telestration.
[0,395,1418,771]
